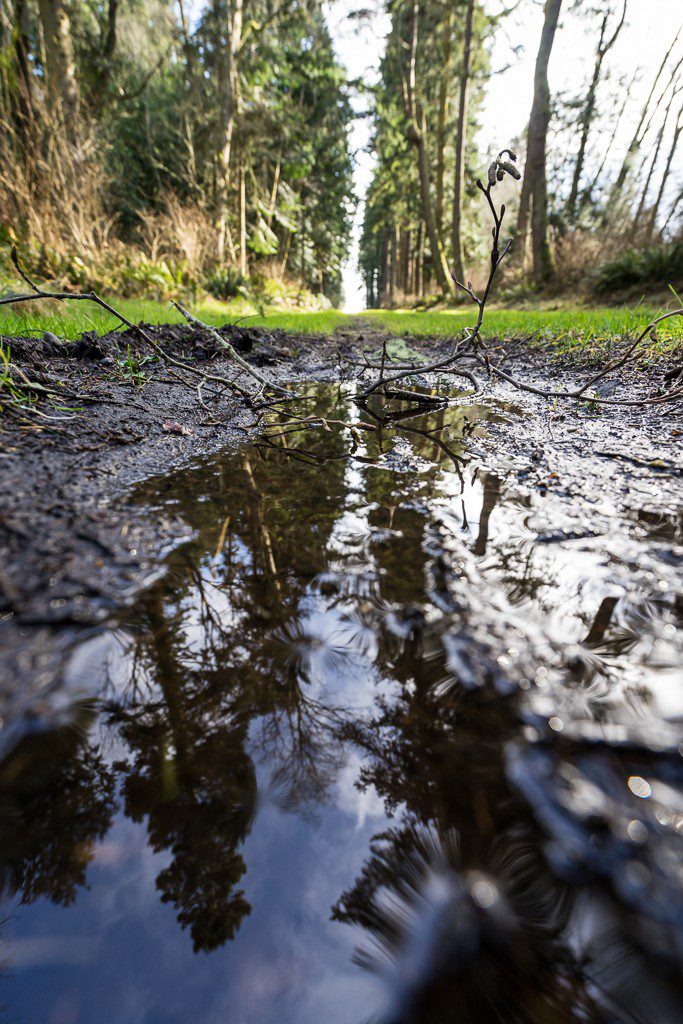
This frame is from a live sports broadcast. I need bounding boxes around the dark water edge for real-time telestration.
[0,383,681,1024]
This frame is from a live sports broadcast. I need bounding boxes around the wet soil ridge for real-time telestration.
[0,382,681,1021]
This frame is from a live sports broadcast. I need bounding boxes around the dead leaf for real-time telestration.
[162,421,193,436]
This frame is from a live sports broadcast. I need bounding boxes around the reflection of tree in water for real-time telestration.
[103,408,354,950]
[0,389,357,954]
[1,387,674,1019]
[333,663,613,1023]
[0,723,116,907]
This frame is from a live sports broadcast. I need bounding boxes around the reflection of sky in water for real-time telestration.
[1,386,681,1023]
[2,800,385,1023]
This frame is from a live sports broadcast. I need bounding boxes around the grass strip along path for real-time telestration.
[1,297,682,361]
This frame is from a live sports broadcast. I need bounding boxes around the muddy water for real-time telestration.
[0,384,681,1024]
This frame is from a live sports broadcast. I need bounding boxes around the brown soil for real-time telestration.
[0,322,680,747]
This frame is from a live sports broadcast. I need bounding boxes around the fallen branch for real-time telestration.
[352,148,682,408]
[3,248,255,402]
[171,301,294,397]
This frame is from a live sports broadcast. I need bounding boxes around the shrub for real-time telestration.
[204,266,248,300]
[594,243,683,294]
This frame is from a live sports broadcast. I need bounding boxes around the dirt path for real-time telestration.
[0,324,680,752]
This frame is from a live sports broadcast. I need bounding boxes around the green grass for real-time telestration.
[1,294,681,361]
[0,295,349,341]
[362,305,683,360]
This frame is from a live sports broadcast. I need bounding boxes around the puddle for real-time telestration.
[0,384,681,1023]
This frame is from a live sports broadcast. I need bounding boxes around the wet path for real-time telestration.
[0,384,681,1023]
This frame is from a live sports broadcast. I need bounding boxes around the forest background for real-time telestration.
[0,0,682,340]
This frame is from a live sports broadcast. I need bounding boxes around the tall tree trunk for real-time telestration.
[633,87,677,230]
[416,218,424,296]
[648,105,682,239]
[435,4,453,237]
[388,226,396,305]
[609,38,682,207]
[266,151,282,228]
[238,153,247,276]
[566,1,627,221]
[91,0,119,110]
[214,0,244,262]
[404,227,412,293]
[517,0,562,284]
[583,72,635,209]
[12,0,34,136]
[37,0,79,121]
[451,0,475,284]
[403,0,454,297]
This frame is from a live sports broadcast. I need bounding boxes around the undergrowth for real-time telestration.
[594,243,683,295]
[0,241,331,311]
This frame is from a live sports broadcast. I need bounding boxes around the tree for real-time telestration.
[565,0,627,221]
[648,104,683,240]
[213,0,244,263]
[451,0,475,283]
[608,34,682,208]
[36,0,80,120]
[516,0,563,284]
[360,0,495,306]
[401,0,454,296]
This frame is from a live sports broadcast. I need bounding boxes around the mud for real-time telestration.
[0,322,680,737]
[0,354,681,1022]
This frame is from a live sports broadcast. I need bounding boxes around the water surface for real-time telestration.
[1,384,681,1024]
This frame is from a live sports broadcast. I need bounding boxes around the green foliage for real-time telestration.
[594,243,683,295]
[115,345,155,389]
[205,267,249,301]
[0,0,355,308]
[0,343,32,406]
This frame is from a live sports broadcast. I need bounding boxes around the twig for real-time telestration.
[4,248,252,401]
[480,308,683,405]
[171,301,294,397]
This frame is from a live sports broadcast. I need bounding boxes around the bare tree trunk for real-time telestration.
[89,0,119,111]
[610,35,682,206]
[214,0,244,261]
[633,87,677,230]
[401,227,410,293]
[266,151,282,228]
[583,72,635,208]
[566,1,627,221]
[37,0,80,121]
[404,227,413,293]
[647,105,682,239]
[388,226,396,305]
[435,4,453,237]
[403,1,454,296]
[451,0,475,284]
[416,219,424,297]
[238,153,247,276]
[516,0,562,284]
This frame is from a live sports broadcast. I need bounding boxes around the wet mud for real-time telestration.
[0,330,681,1023]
